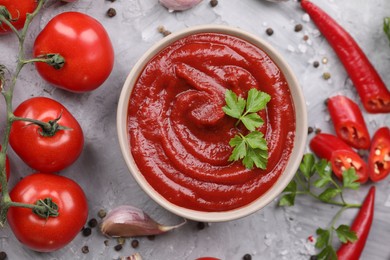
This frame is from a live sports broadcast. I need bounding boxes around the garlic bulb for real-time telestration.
[100,205,187,237]
[159,0,203,12]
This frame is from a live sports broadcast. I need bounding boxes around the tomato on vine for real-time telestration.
[33,12,114,92]
[0,0,38,34]
[9,97,84,173]
[7,173,88,252]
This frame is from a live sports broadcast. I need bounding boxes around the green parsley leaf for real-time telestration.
[246,88,271,113]
[222,90,246,119]
[228,135,247,161]
[318,188,341,202]
[317,245,337,260]
[278,180,297,206]
[315,228,330,249]
[245,131,267,150]
[241,112,263,131]
[299,153,316,180]
[342,168,360,190]
[384,17,390,44]
[314,160,333,188]
[335,224,358,244]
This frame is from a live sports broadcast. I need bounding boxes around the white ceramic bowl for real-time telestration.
[117,25,307,222]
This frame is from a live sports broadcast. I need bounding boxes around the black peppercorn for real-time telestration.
[88,218,98,228]
[313,61,320,68]
[197,222,206,230]
[243,253,252,260]
[210,0,218,7]
[107,8,117,17]
[266,28,274,36]
[82,227,92,237]
[114,244,123,251]
[131,239,139,249]
[81,246,89,254]
[294,24,303,32]
[0,252,6,260]
[308,126,314,134]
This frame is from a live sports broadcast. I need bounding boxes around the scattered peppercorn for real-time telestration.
[210,0,218,7]
[114,244,123,251]
[322,72,331,80]
[107,0,116,2]
[322,57,328,64]
[310,256,318,260]
[313,61,320,68]
[104,240,110,246]
[157,26,172,37]
[315,128,322,134]
[243,253,252,260]
[131,239,139,249]
[294,24,303,32]
[0,252,6,260]
[81,246,89,254]
[107,8,117,18]
[266,28,274,36]
[308,126,314,134]
[147,235,156,241]
[82,227,92,237]
[303,35,309,41]
[98,209,107,219]
[88,218,98,228]
[197,222,206,230]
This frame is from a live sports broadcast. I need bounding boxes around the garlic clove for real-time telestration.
[159,0,203,12]
[100,205,187,237]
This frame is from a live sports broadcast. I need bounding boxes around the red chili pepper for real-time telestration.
[309,133,353,161]
[301,0,390,114]
[330,149,368,183]
[310,133,368,183]
[368,127,390,182]
[327,95,371,149]
[337,186,375,260]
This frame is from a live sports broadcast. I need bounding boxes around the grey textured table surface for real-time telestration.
[0,0,389,259]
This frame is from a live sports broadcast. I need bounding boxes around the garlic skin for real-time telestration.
[100,205,186,237]
[159,0,203,12]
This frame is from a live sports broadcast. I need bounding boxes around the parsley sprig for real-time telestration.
[279,153,361,260]
[384,17,390,44]
[223,89,271,169]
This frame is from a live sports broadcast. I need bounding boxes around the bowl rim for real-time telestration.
[117,24,307,222]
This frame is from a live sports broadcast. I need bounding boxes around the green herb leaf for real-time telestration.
[319,188,341,202]
[241,113,263,131]
[228,135,247,161]
[279,181,297,206]
[246,88,271,113]
[315,228,330,249]
[222,90,246,119]
[384,17,390,43]
[314,160,333,188]
[335,224,358,244]
[317,245,337,260]
[245,131,267,150]
[342,168,360,190]
[242,146,268,170]
[299,153,316,180]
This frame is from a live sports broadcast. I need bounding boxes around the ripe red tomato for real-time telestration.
[9,97,84,172]
[33,12,114,92]
[7,173,88,252]
[0,0,37,34]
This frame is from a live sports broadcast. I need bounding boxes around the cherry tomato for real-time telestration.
[327,95,370,149]
[9,97,84,172]
[368,127,390,182]
[33,12,114,92]
[309,133,353,161]
[0,0,37,34]
[7,173,88,252]
[331,149,368,183]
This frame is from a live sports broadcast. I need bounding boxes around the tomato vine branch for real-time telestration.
[0,0,61,226]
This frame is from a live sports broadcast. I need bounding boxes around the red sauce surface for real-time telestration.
[127,33,296,212]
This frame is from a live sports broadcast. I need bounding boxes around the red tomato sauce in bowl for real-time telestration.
[127,32,296,212]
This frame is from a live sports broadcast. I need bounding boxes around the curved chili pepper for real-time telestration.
[301,0,390,113]
[310,133,368,183]
[309,133,353,161]
[369,127,390,182]
[337,186,375,260]
[327,95,371,149]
